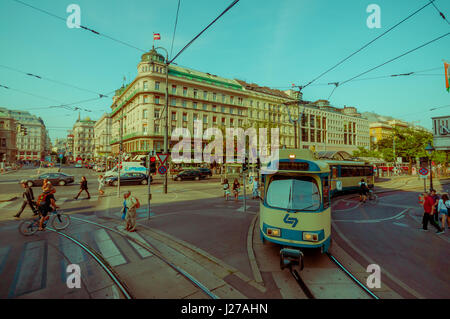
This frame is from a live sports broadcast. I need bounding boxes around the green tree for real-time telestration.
[352,146,381,158]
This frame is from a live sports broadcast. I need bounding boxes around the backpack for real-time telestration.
[134,197,140,209]
[36,193,50,213]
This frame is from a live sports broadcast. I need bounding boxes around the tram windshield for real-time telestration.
[266,176,321,211]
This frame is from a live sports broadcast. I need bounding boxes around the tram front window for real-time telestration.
[266,176,321,211]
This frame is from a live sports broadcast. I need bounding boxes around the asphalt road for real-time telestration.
[0,169,448,298]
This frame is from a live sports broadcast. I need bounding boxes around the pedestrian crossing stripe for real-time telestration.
[0,246,11,275]
[90,229,127,267]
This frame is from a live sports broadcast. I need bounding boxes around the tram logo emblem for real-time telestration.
[283,214,298,228]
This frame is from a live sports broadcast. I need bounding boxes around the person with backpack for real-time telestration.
[74,176,90,200]
[124,190,140,232]
[439,193,450,232]
[358,178,369,203]
[36,185,58,231]
[14,180,37,219]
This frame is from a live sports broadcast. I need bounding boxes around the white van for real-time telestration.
[104,162,147,177]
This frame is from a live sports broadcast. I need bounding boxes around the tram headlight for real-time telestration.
[303,232,319,242]
[267,227,281,237]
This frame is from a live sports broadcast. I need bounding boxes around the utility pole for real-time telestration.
[155,46,170,194]
[117,107,123,198]
[147,151,152,221]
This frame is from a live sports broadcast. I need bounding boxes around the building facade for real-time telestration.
[0,108,50,161]
[72,115,96,161]
[107,48,370,158]
[0,111,18,164]
[94,113,112,160]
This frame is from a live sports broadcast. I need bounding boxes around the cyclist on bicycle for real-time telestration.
[36,185,59,231]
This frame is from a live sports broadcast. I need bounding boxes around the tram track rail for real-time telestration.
[288,251,379,299]
[47,227,134,299]
[69,216,219,299]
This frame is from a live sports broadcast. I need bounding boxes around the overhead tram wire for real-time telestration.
[170,0,181,59]
[0,64,109,98]
[169,0,240,65]
[339,32,450,87]
[12,0,146,53]
[430,0,450,25]
[272,66,444,89]
[301,0,438,90]
[0,84,116,112]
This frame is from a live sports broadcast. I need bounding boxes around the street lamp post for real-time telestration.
[155,46,169,194]
[425,142,435,191]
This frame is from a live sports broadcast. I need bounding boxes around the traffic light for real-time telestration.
[150,156,156,174]
[256,158,261,170]
[242,156,249,172]
[141,156,147,168]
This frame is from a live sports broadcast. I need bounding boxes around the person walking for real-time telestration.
[421,192,444,234]
[252,177,260,199]
[358,178,369,203]
[124,191,138,232]
[74,176,90,200]
[222,178,230,201]
[36,184,58,231]
[98,175,105,196]
[440,194,450,232]
[13,180,37,219]
[430,189,440,223]
[232,178,240,202]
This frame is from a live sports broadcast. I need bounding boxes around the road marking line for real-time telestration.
[392,222,409,228]
[93,229,127,266]
[0,246,12,275]
[334,209,408,223]
[332,221,426,299]
[0,202,11,208]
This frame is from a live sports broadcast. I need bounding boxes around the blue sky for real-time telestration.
[0,0,449,141]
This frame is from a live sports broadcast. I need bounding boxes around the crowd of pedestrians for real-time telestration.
[421,189,449,234]
[221,175,260,202]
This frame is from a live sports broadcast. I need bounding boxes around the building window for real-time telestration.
[154,109,160,118]
[213,116,217,124]
[213,93,217,101]
[143,81,148,90]
[230,119,234,126]
[230,96,234,104]
[143,125,148,133]
[221,118,226,125]
[183,87,187,96]
[155,96,160,104]
[221,106,225,113]
[154,125,159,133]
[183,113,188,122]
[203,104,207,111]
[171,112,177,121]
[143,110,148,119]
[172,85,177,94]
[182,100,187,107]
[193,102,198,109]
[143,95,149,103]
[155,81,160,90]
[193,89,198,98]
[229,108,233,114]
[203,91,208,99]
[194,114,198,121]
[171,98,177,106]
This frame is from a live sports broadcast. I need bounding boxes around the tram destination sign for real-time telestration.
[279,162,309,171]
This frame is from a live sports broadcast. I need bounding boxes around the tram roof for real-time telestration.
[317,151,353,161]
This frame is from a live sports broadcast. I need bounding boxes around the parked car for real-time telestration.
[104,173,152,186]
[196,168,212,179]
[172,170,202,181]
[25,172,75,187]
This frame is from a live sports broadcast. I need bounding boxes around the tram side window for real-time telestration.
[266,176,321,211]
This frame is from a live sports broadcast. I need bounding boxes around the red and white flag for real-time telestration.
[153,33,161,40]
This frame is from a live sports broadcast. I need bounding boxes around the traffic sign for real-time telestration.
[158,165,167,175]
[157,154,168,165]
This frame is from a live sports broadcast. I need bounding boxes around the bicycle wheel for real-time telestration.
[18,220,39,236]
[52,213,71,230]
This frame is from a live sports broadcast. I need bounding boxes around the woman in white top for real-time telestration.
[98,175,105,196]
[438,194,450,232]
